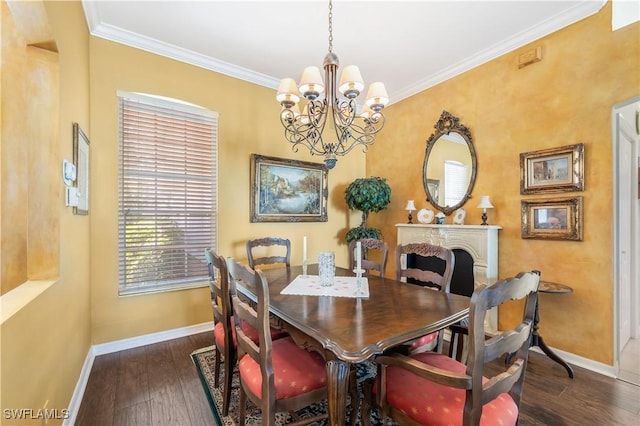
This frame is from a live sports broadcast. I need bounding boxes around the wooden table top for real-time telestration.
[245,264,471,363]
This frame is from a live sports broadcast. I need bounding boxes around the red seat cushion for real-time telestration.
[214,317,287,350]
[408,331,439,352]
[238,337,327,399]
[381,351,518,426]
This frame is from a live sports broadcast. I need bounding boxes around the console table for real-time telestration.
[396,224,501,333]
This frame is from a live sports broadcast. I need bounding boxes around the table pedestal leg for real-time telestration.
[326,360,349,426]
[530,329,574,378]
[507,299,574,378]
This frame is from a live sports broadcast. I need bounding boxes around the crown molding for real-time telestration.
[82,0,605,104]
[391,0,606,104]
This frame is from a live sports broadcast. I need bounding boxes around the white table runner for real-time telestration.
[280,275,369,298]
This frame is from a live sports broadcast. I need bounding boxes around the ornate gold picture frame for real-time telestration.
[520,143,584,194]
[250,154,328,223]
[521,197,583,241]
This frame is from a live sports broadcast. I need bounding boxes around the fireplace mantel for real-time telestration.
[396,223,502,332]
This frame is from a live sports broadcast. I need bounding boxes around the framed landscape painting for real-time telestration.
[250,154,328,222]
[520,143,584,194]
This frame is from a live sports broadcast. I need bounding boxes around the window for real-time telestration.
[444,160,468,208]
[118,92,217,296]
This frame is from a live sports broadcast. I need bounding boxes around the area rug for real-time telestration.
[191,346,387,425]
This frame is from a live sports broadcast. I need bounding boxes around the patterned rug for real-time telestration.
[190,346,387,425]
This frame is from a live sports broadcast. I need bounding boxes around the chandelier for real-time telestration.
[275,0,389,169]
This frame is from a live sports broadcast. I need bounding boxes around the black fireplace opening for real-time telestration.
[406,248,475,297]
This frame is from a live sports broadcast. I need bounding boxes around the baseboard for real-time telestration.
[529,346,616,377]
[64,321,214,426]
[443,330,617,377]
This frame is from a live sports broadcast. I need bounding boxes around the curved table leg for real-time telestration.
[326,360,350,426]
[531,332,574,378]
[506,298,574,378]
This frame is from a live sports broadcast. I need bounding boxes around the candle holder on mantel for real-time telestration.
[477,195,494,225]
[405,200,417,224]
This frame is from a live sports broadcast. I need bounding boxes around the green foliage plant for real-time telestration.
[344,176,391,243]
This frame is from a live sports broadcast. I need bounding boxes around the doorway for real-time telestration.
[613,97,639,385]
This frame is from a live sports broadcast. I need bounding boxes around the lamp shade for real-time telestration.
[338,65,365,98]
[276,78,300,107]
[365,82,389,112]
[298,66,325,100]
[477,195,494,209]
[405,200,417,211]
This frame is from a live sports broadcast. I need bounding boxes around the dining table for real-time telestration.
[236,264,471,426]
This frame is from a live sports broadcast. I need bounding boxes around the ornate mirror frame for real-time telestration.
[422,110,477,215]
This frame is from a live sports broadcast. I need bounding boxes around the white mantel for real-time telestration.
[396,223,502,332]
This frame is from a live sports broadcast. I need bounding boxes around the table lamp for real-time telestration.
[477,195,494,225]
[405,200,416,224]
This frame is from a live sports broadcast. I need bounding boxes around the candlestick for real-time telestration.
[303,235,307,261]
[356,241,362,271]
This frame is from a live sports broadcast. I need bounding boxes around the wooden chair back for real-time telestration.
[246,237,291,269]
[372,271,540,426]
[204,248,235,414]
[395,242,455,291]
[348,238,389,277]
[465,271,539,417]
[227,257,328,425]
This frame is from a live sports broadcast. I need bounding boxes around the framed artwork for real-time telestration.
[520,143,584,194]
[73,122,90,215]
[250,154,328,223]
[521,197,583,241]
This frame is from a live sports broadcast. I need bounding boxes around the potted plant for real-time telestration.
[344,176,391,243]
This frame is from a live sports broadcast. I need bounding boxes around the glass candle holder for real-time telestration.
[318,251,335,287]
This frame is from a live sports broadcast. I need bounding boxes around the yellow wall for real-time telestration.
[1,1,91,423]
[1,1,637,420]
[367,2,639,364]
[88,37,364,344]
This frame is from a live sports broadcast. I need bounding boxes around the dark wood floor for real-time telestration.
[77,332,640,425]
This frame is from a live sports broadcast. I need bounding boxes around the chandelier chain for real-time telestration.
[328,0,333,53]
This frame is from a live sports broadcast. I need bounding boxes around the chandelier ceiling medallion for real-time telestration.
[276,0,389,169]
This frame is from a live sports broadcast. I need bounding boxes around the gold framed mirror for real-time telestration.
[422,110,477,215]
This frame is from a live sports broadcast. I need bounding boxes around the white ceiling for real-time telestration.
[82,0,606,104]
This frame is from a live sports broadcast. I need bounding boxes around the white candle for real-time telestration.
[303,236,307,262]
[356,241,362,271]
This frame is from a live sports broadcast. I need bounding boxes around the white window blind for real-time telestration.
[444,160,468,208]
[118,92,218,296]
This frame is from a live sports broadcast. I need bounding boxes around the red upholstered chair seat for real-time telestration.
[407,331,439,353]
[214,317,286,350]
[382,351,518,426]
[238,337,327,400]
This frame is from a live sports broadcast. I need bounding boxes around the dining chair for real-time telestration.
[395,242,455,354]
[363,271,540,426]
[348,238,389,277]
[204,248,235,416]
[205,249,287,416]
[227,257,329,426]
[246,237,291,269]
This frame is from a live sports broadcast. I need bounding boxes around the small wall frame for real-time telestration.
[73,122,90,215]
[521,197,583,241]
[250,154,328,223]
[520,143,584,194]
